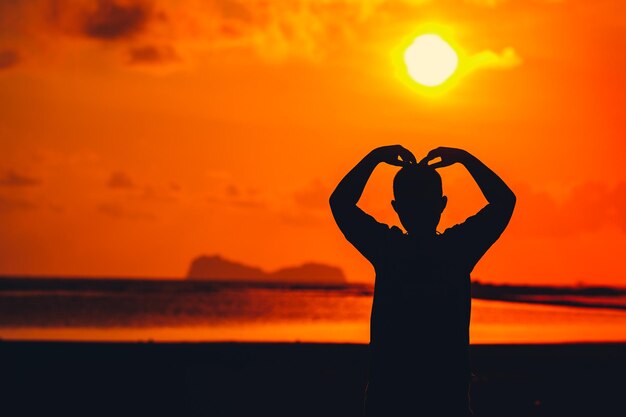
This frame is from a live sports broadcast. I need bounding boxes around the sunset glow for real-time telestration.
[0,0,624,288]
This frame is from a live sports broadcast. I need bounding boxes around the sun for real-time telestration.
[404,34,458,87]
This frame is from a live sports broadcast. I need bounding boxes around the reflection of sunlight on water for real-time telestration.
[0,323,371,343]
[1,288,626,343]
[470,300,626,343]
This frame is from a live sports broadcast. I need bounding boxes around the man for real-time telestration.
[329,145,516,416]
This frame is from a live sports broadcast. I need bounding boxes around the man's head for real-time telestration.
[391,164,447,235]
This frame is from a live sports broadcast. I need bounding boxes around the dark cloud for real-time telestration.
[107,171,134,188]
[0,170,41,187]
[0,49,19,70]
[128,44,179,64]
[83,0,151,40]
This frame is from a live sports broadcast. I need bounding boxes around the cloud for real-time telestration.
[0,0,391,65]
[0,170,41,187]
[107,171,134,188]
[107,172,180,203]
[0,49,20,70]
[204,180,266,209]
[201,177,328,224]
[128,44,179,64]
[467,47,522,71]
[82,0,151,40]
[0,0,528,68]
[208,193,265,210]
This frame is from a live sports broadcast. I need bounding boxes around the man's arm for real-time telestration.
[424,147,516,210]
[330,145,416,260]
[422,147,516,264]
[330,144,416,214]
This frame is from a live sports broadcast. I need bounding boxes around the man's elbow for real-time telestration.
[502,190,516,214]
[329,193,338,210]
[329,191,346,210]
[329,193,354,218]
[491,190,516,215]
[508,189,517,206]
[329,194,343,218]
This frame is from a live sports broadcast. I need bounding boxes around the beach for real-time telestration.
[2,341,625,417]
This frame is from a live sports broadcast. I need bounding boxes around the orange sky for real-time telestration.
[1,0,625,285]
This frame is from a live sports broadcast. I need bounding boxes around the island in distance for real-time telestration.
[186,255,347,286]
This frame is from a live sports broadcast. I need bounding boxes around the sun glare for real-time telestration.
[404,34,458,87]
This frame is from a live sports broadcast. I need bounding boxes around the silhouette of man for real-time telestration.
[330,145,516,416]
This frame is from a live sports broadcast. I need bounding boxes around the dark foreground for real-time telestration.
[1,342,625,417]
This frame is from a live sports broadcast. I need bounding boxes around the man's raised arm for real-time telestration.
[330,145,416,259]
[424,147,515,215]
[330,145,416,215]
[422,147,516,262]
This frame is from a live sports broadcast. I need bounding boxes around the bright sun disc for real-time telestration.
[404,34,458,87]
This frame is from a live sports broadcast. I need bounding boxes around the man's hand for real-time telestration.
[420,147,469,169]
[370,145,417,167]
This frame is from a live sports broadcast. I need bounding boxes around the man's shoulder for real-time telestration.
[389,225,404,235]
[369,221,404,237]
[440,209,491,242]
[441,223,463,238]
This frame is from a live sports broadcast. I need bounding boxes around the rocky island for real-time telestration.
[186,255,347,286]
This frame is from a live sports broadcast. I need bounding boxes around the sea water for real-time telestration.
[1,278,626,343]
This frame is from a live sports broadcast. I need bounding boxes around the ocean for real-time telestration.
[1,278,626,343]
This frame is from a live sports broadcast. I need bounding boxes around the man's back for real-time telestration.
[364,223,475,416]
